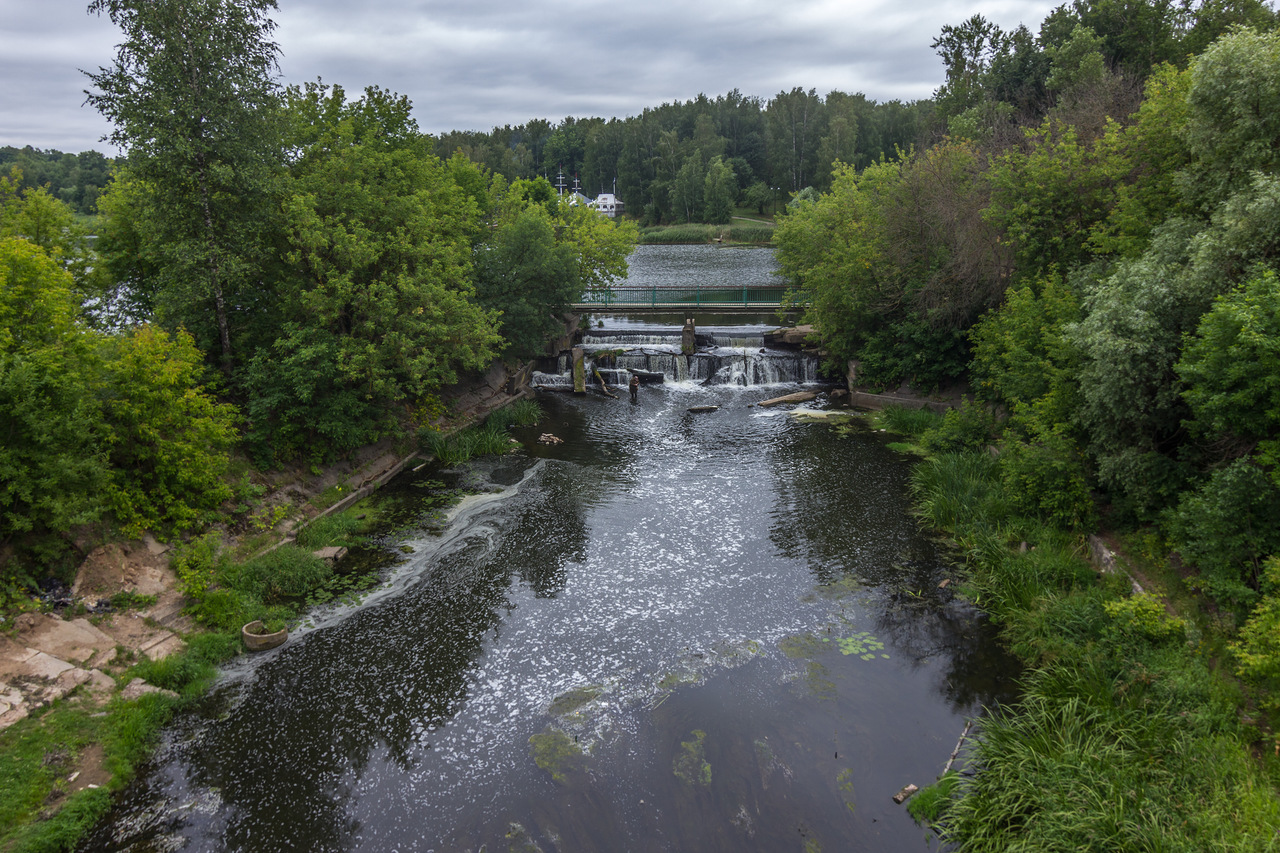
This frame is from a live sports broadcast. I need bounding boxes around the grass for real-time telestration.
[421,402,541,467]
[878,403,944,437]
[295,510,366,550]
[899,438,1280,850]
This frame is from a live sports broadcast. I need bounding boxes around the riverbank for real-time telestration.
[864,405,1280,849]
[0,366,537,850]
[637,221,775,245]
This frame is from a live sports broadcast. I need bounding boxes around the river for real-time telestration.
[82,247,1016,852]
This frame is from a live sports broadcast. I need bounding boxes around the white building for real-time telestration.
[590,192,625,219]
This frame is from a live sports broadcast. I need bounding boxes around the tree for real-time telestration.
[1178,267,1280,475]
[932,14,1009,122]
[766,88,824,193]
[1182,26,1280,211]
[474,206,579,360]
[85,0,284,373]
[0,238,107,559]
[247,84,501,462]
[702,156,737,224]
[99,325,240,538]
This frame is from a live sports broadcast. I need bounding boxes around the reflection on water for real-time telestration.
[83,323,1017,853]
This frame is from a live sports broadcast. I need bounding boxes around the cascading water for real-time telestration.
[535,319,821,389]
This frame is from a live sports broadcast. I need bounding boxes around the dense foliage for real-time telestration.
[770,3,1280,848]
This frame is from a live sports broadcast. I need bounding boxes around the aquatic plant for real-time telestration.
[673,730,712,787]
[548,685,602,717]
[529,729,583,783]
[826,631,889,660]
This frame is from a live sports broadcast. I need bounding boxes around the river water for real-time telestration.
[83,248,1016,852]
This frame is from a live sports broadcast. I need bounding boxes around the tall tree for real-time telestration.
[85,0,283,373]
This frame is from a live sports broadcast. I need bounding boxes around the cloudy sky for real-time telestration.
[2,0,1059,155]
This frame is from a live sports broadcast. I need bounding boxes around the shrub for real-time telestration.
[921,400,1000,454]
[1232,558,1280,705]
[169,533,228,598]
[1165,459,1280,610]
[1104,592,1187,645]
[999,423,1095,530]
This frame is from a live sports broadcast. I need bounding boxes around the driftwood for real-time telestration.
[941,719,973,776]
[688,405,719,413]
[593,368,619,398]
[757,391,818,408]
[895,718,973,808]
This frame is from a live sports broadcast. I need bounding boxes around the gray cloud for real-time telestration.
[2,0,1057,153]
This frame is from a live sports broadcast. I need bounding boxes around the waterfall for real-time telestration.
[534,323,819,388]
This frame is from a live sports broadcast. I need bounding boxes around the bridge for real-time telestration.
[572,284,796,312]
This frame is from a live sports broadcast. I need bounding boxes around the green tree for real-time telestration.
[1182,26,1280,211]
[1178,267,1280,475]
[670,154,705,223]
[475,206,579,360]
[85,0,284,373]
[247,84,500,462]
[0,239,108,560]
[98,325,239,538]
[702,156,737,224]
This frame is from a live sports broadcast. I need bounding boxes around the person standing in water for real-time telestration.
[629,373,640,403]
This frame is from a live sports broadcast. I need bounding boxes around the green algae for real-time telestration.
[658,670,699,690]
[547,685,602,716]
[528,729,583,783]
[780,633,828,659]
[504,822,543,853]
[812,575,862,601]
[837,767,856,814]
[673,730,712,787]
[804,661,836,700]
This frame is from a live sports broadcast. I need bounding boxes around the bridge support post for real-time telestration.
[572,347,587,394]
[681,318,696,355]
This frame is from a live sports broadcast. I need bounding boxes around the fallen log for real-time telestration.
[593,368,619,399]
[757,391,818,408]
[688,405,719,413]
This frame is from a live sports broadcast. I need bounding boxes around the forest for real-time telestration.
[4,0,1280,848]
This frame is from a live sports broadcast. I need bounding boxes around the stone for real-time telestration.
[312,546,348,564]
[120,678,179,702]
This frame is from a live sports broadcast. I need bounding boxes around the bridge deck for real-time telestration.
[573,284,795,312]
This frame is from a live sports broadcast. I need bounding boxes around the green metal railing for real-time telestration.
[574,284,793,309]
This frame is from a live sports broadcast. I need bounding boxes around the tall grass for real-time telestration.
[880,403,944,437]
[903,443,1280,850]
[485,398,542,431]
[639,224,716,244]
[909,452,1003,532]
[939,665,1280,852]
[422,421,518,466]
[726,224,775,244]
[295,511,364,549]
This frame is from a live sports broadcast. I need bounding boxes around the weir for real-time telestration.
[535,318,821,389]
